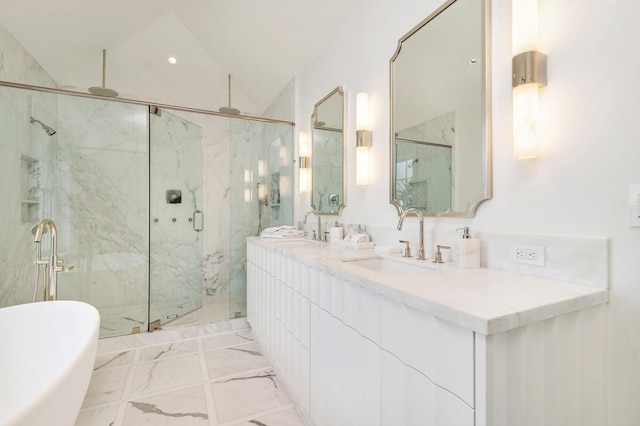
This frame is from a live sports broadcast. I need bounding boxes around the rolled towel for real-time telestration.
[352,233,370,243]
[343,233,370,243]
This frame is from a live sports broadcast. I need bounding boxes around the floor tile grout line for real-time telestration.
[97,327,252,356]
[121,380,212,402]
[198,337,219,426]
[102,335,260,371]
[111,345,142,425]
[207,365,275,385]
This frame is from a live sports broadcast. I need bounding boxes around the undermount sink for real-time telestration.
[342,257,435,274]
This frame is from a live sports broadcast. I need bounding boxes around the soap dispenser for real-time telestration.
[455,227,480,269]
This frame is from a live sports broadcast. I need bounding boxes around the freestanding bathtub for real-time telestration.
[0,300,100,426]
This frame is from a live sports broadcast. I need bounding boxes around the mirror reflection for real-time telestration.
[390,0,491,217]
[311,86,346,214]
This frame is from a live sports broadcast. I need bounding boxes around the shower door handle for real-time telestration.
[192,210,204,232]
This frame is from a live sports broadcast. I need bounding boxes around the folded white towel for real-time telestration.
[260,226,304,239]
[343,233,370,243]
[261,225,298,234]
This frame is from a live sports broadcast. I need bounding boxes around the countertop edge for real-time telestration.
[247,237,610,335]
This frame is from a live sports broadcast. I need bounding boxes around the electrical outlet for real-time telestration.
[510,244,545,266]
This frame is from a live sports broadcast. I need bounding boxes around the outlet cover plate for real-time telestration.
[510,244,545,266]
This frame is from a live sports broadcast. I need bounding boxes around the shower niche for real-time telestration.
[20,155,42,223]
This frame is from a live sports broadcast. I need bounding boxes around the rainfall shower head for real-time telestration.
[30,117,56,136]
[88,49,119,98]
[219,74,240,115]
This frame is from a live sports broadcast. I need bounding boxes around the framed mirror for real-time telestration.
[311,86,346,214]
[390,0,491,217]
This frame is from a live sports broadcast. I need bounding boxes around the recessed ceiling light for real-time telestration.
[167,57,178,65]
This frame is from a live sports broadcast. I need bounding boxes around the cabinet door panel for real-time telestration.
[405,305,475,406]
[405,366,474,426]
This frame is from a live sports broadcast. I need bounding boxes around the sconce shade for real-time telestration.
[356,145,370,186]
[512,0,545,160]
[513,84,540,159]
[355,92,372,185]
[298,131,311,194]
[299,167,311,194]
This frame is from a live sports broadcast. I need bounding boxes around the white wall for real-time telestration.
[296,0,640,423]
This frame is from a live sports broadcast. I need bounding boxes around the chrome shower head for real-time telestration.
[30,117,57,136]
[219,74,240,115]
[88,49,119,98]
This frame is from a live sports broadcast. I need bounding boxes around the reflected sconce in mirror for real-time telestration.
[299,131,311,194]
[356,92,372,185]
[512,0,547,159]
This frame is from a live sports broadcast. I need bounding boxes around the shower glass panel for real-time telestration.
[56,95,149,336]
[229,120,294,318]
[0,85,150,337]
[1,82,293,338]
[148,109,204,327]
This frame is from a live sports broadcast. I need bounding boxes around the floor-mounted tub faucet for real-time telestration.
[303,208,322,241]
[396,208,426,260]
[32,219,70,301]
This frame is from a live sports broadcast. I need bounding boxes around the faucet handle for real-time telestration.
[433,245,451,263]
[399,240,412,258]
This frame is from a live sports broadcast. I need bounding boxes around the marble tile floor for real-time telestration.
[77,322,306,426]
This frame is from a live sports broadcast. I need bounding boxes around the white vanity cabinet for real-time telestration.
[247,239,608,426]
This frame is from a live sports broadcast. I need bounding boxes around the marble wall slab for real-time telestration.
[54,95,149,336]
[149,110,204,324]
[0,20,58,307]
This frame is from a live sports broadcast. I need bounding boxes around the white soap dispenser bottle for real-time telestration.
[455,227,480,269]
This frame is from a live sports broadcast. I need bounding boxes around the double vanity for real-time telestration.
[247,237,608,425]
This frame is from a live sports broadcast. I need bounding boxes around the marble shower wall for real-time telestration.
[228,119,294,317]
[149,110,204,325]
[55,95,149,336]
[0,85,57,306]
[0,21,59,307]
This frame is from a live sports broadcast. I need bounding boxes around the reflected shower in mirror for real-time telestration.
[390,0,491,217]
[311,86,346,214]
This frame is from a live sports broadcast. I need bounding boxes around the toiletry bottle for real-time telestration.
[455,227,480,268]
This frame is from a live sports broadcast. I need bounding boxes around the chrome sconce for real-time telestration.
[512,0,547,159]
[356,92,372,185]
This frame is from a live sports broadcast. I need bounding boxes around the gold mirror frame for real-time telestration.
[389,0,492,217]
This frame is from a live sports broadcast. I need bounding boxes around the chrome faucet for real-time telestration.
[396,208,426,260]
[303,208,322,241]
[33,219,69,301]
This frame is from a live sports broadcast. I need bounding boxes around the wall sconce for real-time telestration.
[512,0,546,159]
[356,92,372,185]
[298,131,311,194]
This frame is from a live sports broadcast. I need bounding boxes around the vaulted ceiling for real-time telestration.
[0,0,365,116]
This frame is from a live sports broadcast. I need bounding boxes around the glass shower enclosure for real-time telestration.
[0,83,293,337]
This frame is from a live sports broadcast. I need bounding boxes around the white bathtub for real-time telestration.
[0,301,100,426]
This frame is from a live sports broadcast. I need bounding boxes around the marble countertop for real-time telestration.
[248,237,609,335]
